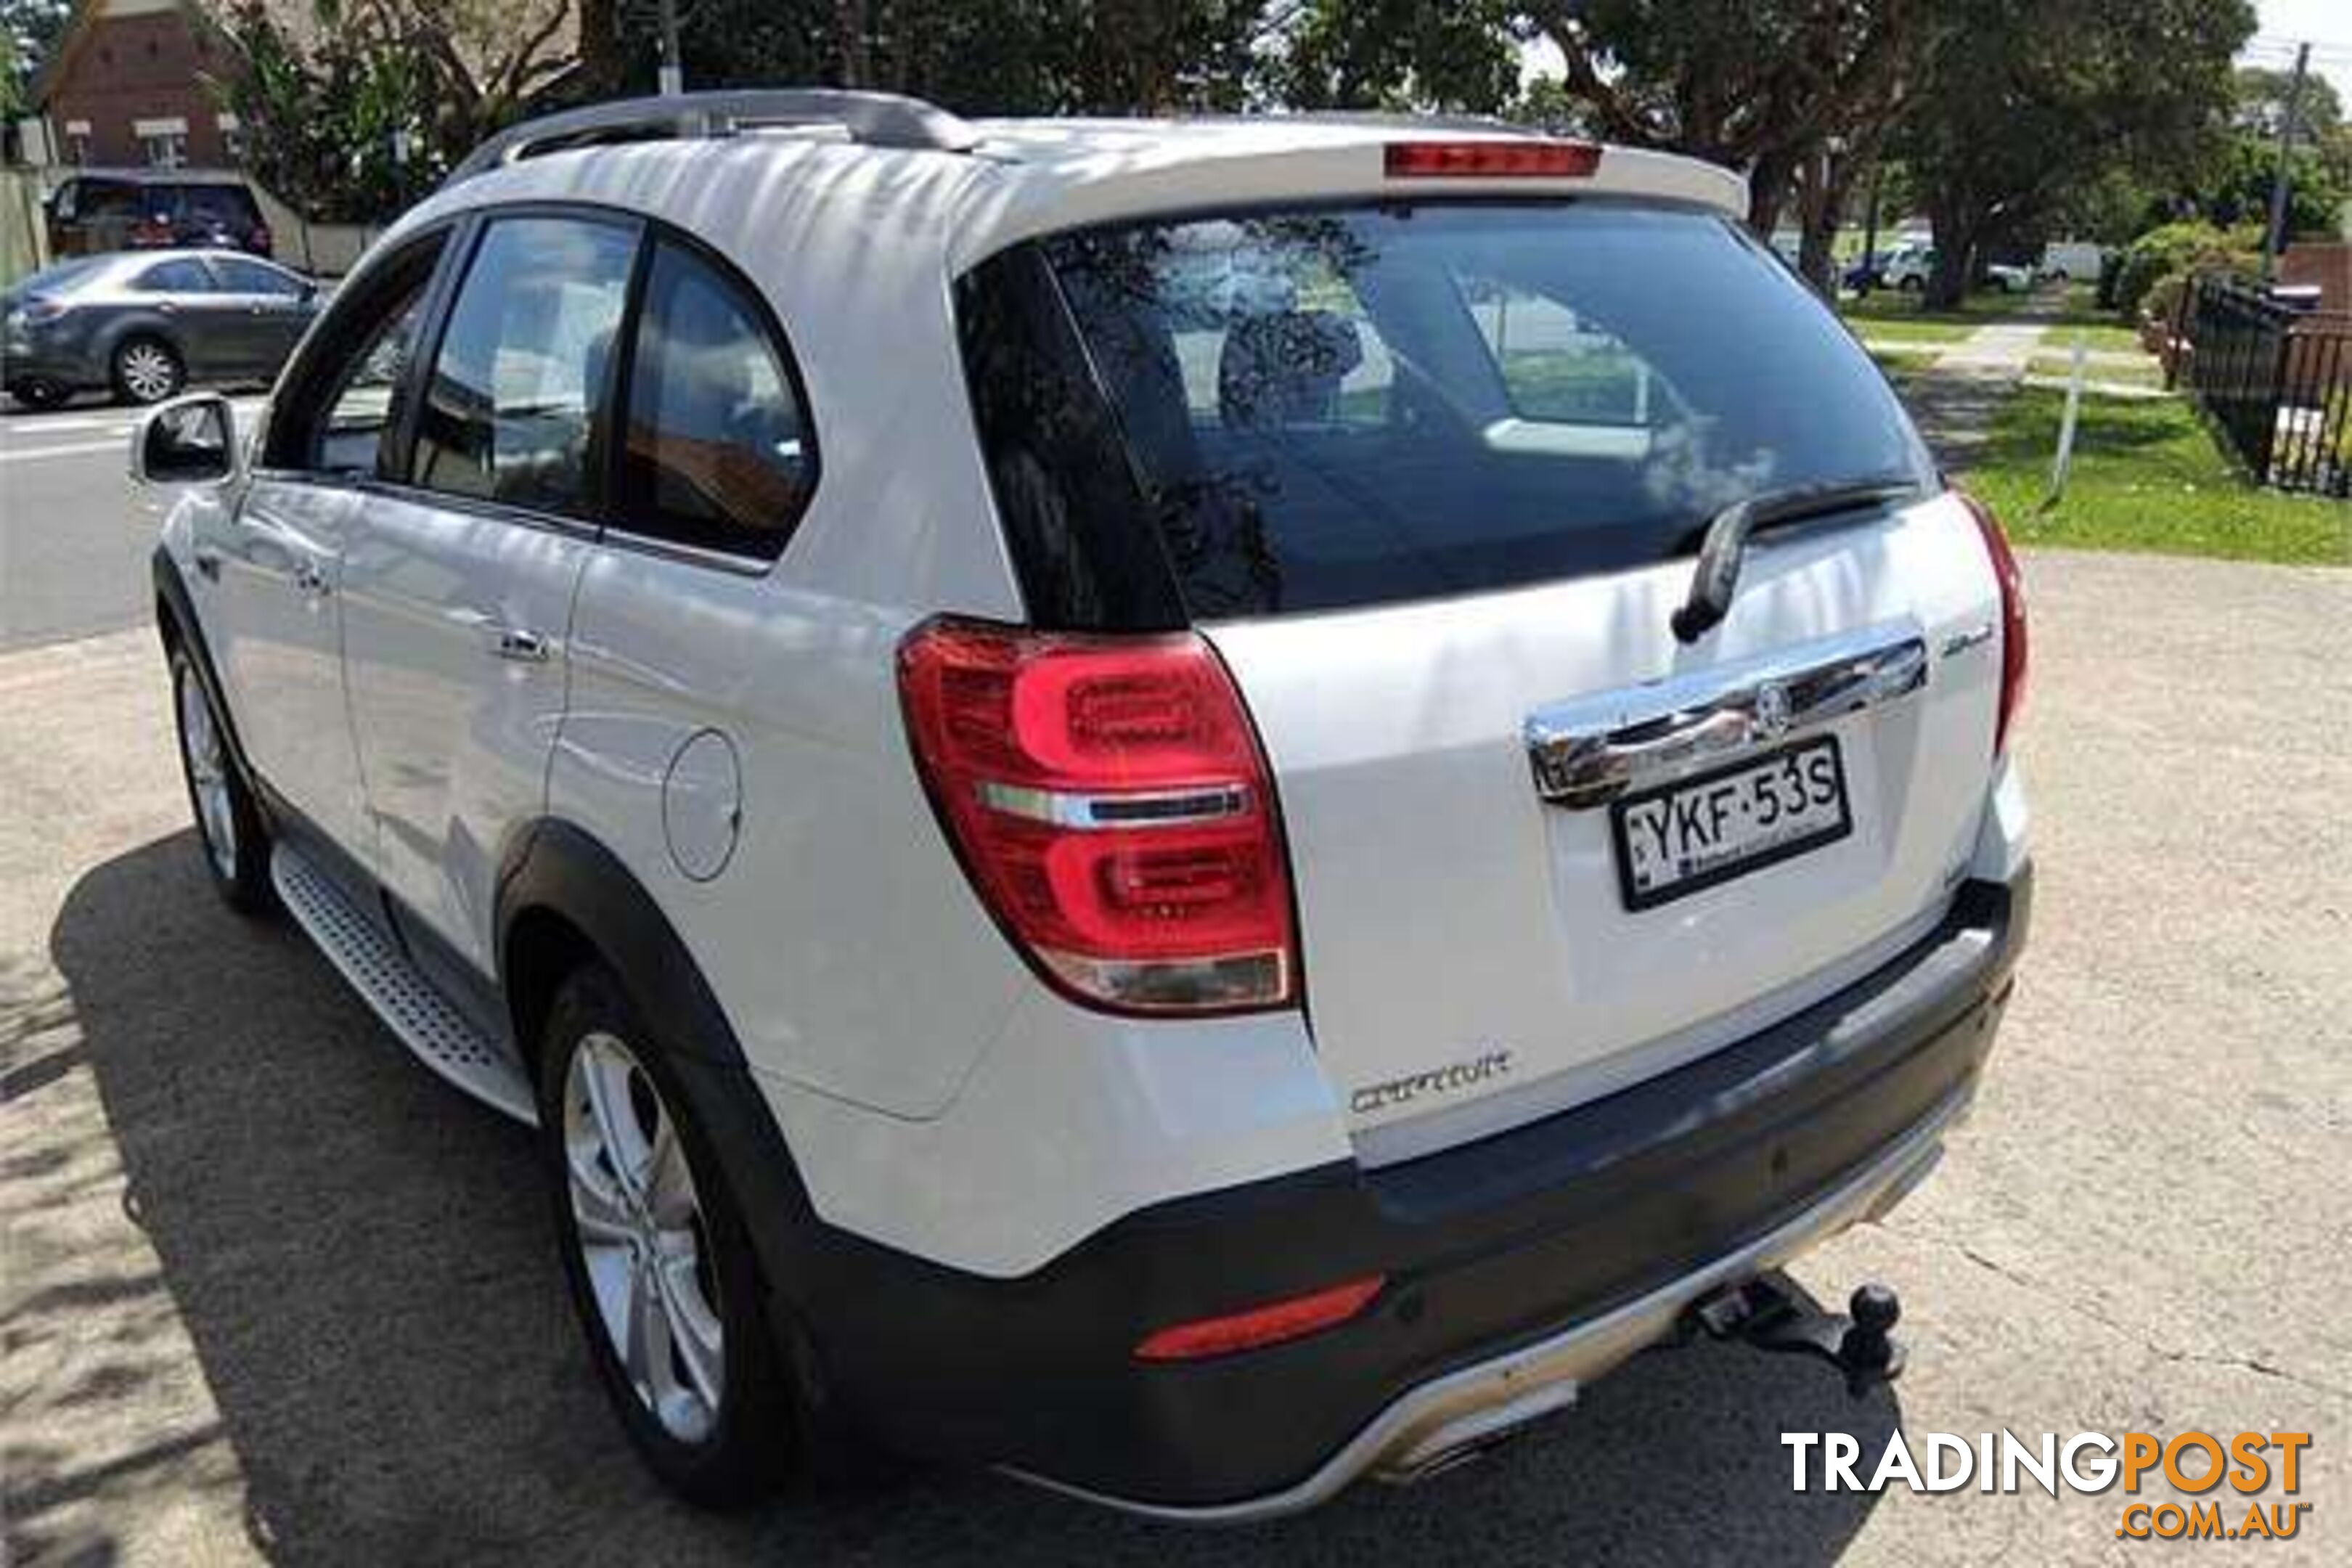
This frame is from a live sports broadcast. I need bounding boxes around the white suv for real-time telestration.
[135,92,2030,1520]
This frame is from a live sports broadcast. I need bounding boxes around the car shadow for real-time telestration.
[33,832,1897,1567]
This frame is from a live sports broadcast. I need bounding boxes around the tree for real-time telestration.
[1,0,70,121]
[648,2,1262,115]
[1897,0,2253,309]
[211,0,577,221]
[1265,1,1519,115]
[1521,0,1933,249]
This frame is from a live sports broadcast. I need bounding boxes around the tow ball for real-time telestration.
[1686,1274,1904,1398]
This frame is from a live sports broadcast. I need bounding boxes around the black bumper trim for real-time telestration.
[767,869,2031,1508]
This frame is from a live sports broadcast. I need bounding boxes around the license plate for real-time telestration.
[1611,737,1850,910]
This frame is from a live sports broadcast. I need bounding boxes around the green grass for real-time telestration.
[1844,283,2145,351]
[1849,316,1972,346]
[1956,388,2348,565]
[2026,353,2165,389]
[1866,346,1943,375]
[1500,350,1646,423]
[2034,321,2147,354]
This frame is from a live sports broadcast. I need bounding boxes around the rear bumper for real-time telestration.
[792,868,2030,1516]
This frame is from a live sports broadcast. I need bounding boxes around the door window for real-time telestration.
[615,240,815,556]
[266,232,446,476]
[410,215,637,519]
[314,282,431,474]
[132,258,215,294]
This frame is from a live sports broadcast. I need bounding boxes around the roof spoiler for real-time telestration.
[446,89,979,186]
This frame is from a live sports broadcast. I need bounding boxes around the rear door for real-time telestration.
[1017,200,2009,1159]
[340,211,634,974]
[207,256,313,375]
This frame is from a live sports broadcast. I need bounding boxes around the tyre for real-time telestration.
[538,964,802,1508]
[1898,274,1923,293]
[168,643,273,913]
[111,335,184,405]
[7,377,69,411]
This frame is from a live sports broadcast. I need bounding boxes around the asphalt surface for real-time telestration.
[0,396,267,653]
[3,539,2348,1565]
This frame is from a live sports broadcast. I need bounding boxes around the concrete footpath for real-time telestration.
[5,552,2349,1566]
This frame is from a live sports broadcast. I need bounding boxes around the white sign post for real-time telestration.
[2045,331,2086,507]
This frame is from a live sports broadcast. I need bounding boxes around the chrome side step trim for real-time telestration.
[270,844,538,1126]
[1003,1084,1968,1525]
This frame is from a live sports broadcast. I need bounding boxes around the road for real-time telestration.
[0,397,265,653]
[1,464,2347,1562]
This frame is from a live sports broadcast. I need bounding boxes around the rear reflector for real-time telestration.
[1384,140,1602,179]
[897,618,1297,1015]
[1134,1276,1386,1362]
[1956,491,2028,756]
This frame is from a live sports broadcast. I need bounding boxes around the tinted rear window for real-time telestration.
[179,185,261,224]
[958,201,1931,623]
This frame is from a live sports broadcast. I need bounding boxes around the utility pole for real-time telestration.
[658,0,685,96]
[2260,41,2310,282]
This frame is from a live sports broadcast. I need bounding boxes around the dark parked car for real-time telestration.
[1842,253,1886,293]
[3,250,321,408]
[45,170,273,259]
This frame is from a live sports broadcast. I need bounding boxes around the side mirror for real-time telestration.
[131,392,241,488]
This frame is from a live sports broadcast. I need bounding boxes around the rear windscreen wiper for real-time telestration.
[1669,476,1924,645]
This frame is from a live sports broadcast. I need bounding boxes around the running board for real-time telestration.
[271,845,539,1126]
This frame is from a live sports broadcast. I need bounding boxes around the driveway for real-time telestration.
[4,551,2347,1566]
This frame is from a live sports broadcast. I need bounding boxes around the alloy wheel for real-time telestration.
[119,343,179,403]
[563,1032,727,1445]
[176,664,238,881]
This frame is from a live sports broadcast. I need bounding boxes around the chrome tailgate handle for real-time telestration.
[1527,626,1929,810]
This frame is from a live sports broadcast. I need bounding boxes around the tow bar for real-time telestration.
[1686,1273,1904,1397]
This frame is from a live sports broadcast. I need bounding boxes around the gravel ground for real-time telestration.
[4,550,2347,1567]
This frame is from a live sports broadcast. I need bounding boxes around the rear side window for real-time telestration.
[613,240,814,557]
[410,214,637,519]
[213,257,303,296]
[963,202,1932,621]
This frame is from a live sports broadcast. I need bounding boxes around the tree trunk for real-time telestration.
[1796,147,1845,298]
[1924,197,1977,311]
[836,1,872,87]
[1747,146,1800,240]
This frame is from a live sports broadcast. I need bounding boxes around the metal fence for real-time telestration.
[2171,273,2351,497]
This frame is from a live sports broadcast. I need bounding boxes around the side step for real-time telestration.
[271,845,539,1126]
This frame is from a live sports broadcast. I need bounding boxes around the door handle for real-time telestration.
[290,559,330,597]
[192,547,222,582]
[493,627,550,663]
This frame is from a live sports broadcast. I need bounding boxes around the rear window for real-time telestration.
[179,185,261,226]
[958,201,1930,623]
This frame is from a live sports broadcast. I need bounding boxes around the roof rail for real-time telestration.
[446,89,979,184]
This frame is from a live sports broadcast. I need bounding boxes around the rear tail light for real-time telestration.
[1134,1275,1386,1362]
[1384,140,1602,179]
[897,618,1297,1015]
[250,224,273,256]
[1957,491,2028,755]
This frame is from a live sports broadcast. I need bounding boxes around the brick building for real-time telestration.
[28,0,248,169]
